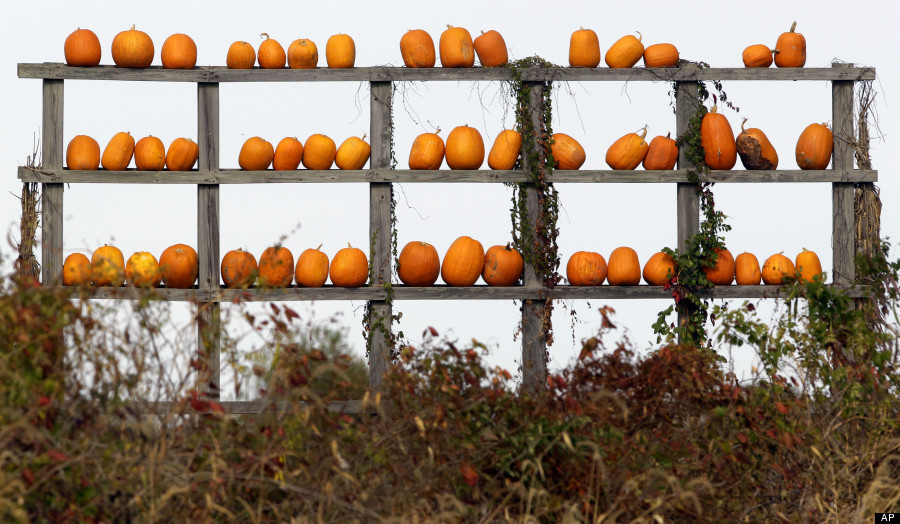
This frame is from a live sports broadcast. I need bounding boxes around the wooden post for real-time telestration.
[367,81,393,390]
[41,79,64,286]
[675,74,700,340]
[197,82,221,398]
[831,64,855,285]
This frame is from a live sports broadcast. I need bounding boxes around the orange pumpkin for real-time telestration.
[736,118,778,170]
[294,245,330,288]
[642,132,678,170]
[795,249,824,283]
[273,137,304,171]
[257,33,286,69]
[258,246,294,288]
[161,33,197,69]
[482,245,523,286]
[742,44,775,68]
[159,244,199,289]
[569,27,601,68]
[66,135,101,170]
[607,247,641,286]
[551,133,586,170]
[166,138,199,170]
[330,243,369,287]
[473,30,508,67]
[761,253,796,285]
[226,41,256,69]
[566,251,607,286]
[642,43,679,68]
[398,241,441,286]
[642,252,676,286]
[134,136,166,171]
[399,29,436,68]
[302,134,337,170]
[221,248,258,288]
[445,125,484,170]
[606,126,650,170]
[441,236,485,286]
[774,21,806,68]
[125,251,162,288]
[111,25,154,68]
[700,105,737,170]
[288,39,318,69]
[439,25,475,68]
[795,123,833,170]
[735,252,762,285]
[702,248,735,285]
[91,245,125,287]
[487,129,521,170]
[64,28,101,67]
[326,34,356,68]
[239,137,275,170]
[62,253,92,286]
[101,131,135,171]
[409,131,445,169]
[335,135,371,170]
[605,32,644,68]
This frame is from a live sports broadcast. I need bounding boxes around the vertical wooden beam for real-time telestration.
[521,81,548,393]
[675,75,700,339]
[831,64,855,285]
[197,82,221,398]
[368,81,393,390]
[41,79,64,286]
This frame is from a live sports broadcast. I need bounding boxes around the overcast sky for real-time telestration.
[1,0,897,386]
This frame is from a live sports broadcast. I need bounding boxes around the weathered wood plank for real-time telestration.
[675,73,701,341]
[832,66,856,285]
[41,79,64,286]
[139,399,375,415]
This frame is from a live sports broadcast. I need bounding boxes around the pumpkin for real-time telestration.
[66,135,100,170]
[330,243,369,287]
[569,27,601,68]
[762,253,796,285]
[134,136,166,170]
[398,241,440,286]
[550,133,586,170]
[111,25,154,68]
[221,248,258,288]
[606,126,650,170]
[326,34,356,68]
[482,245,523,286]
[742,44,775,68]
[409,131,445,169]
[439,25,475,68]
[257,33,286,69]
[774,21,806,68]
[605,32,644,69]
[295,245,330,288]
[642,132,678,170]
[62,253,92,286]
[226,41,256,69]
[446,125,484,170]
[399,29,436,68]
[441,236,485,286]
[642,252,676,286]
[273,137,304,171]
[92,245,125,287]
[166,138,199,170]
[737,118,779,170]
[161,33,197,69]
[159,244,199,289]
[735,252,762,285]
[487,129,521,170]
[702,248,735,286]
[239,137,275,170]
[566,251,607,286]
[700,105,737,170]
[473,30,508,67]
[64,28,101,67]
[101,131,135,171]
[302,134,337,170]
[607,247,641,286]
[288,39,318,69]
[795,249,824,283]
[643,43,679,68]
[335,134,371,170]
[125,251,161,288]
[258,246,294,288]
[795,123,833,170]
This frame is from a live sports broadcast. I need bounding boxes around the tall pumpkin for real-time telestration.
[439,25,475,68]
[273,137,304,171]
[642,252,676,286]
[742,44,775,68]
[64,28,101,67]
[642,132,678,170]
[606,126,649,170]
[295,245,330,288]
[66,135,101,170]
[221,248,258,288]
[795,249,824,283]
[326,34,356,68]
[550,133,586,170]
[166,138,199,170]
[569,27,601,68]
[473,30,508,67]
[566,251,607,286]
[736,118,779,170]
[735,252,762,285]
[795,123,833,170]
[226,41,256,69]
[700,105,737,170]
[125,251,162,288]
[159,244,199,289]
[91,245,125,287]
[702,248,735,286]
[398,241,441,286]
[288,39,318,69]
[643,43,679,68]
[774,21,806,68]
[487,129,521,170]
[761,253,796,285]
[101,131,135,171]
[441,236,485,286]
[63,253,92,286]
[605,32,644,68]
[257,33,286,69]
[258,246,294,288]
[445,125,484,170]
[239,137,275,170]
[302,134,337,170]
[111,25,154,68]
[335,135,371,170]
[607,247,641,286]
[134,136,166,171]
[409,131,445,170]
[482,245,523,286]
[330,243,369,287]
[399,29,436,68]
[161,33,197,69]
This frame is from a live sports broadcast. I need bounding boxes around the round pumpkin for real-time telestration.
[606,126,650,170]
[642,252,676,286]
[159,244,199,289]
[226,41,256,69]
[111,25,154,68]
[302,134,337,170]
[326,34,356,68]
[761,253,796,285]
[335,135,371,170]
[702,248,735,286]
[441,236,485,286]
[399,29,436,68]
[735,252,762,285]
[166,138,199,170]
[569,27,601,68]
[566,251,607,286]
[221,248,258,288]
[258,246,294,288]
[273,137,304,171]
[700,105,737,170]
[134,136,166,171]
[409,131,445,170]
[736,118,778,170]
[126,251,162,288]
[795,249,824,283]
[239,137,275,170]
[288,39,318,69]
[795,123,833,170]
[774,21,806,68]
[439,25,474,68]
[482,245,523,286]
[445,125,484,170]
[91,245,125,287]
[487,129,521,170]
[607,247,641,286]
[642,43,678,68]
[398,241,440,286]
[473,30,507,67]
[161,33,197,69]
[742,44,775,68]
[605,32,644,69]
[295,245,330,288]
[330,243,369,288]
[66,135,100,170]
[62,253,92,286]
[257,33,286,69]
[551,133,586,170]
[64,28,101,67]
[101,131,135,171]
[642,132,678,170]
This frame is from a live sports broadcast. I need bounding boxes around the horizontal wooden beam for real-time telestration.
[19,166,878,184]
[18,63,876,83]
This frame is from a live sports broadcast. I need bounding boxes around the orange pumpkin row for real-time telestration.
[66,134,198,171]
[398,238,523,287]
[698,249,825,286]
[63,244,199,288]
[221,244,368,288]
[238,135,370,170]
[226,34,355,69]
[742,22,806,68]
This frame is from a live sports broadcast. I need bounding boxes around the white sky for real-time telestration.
[1,0,897,385]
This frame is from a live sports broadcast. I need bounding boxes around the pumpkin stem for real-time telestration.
[741,117,749,132]
[710,104,718,113]
[347,242,352,249]
[260,33,270,41]
[789,21,797,33]
[665,131,671,139]
[635,31,642,42]
[638,125,648,140]
[361,133,367,141]
[316,244,322,251]
[773,48,780,54]
[130,24,136,31]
